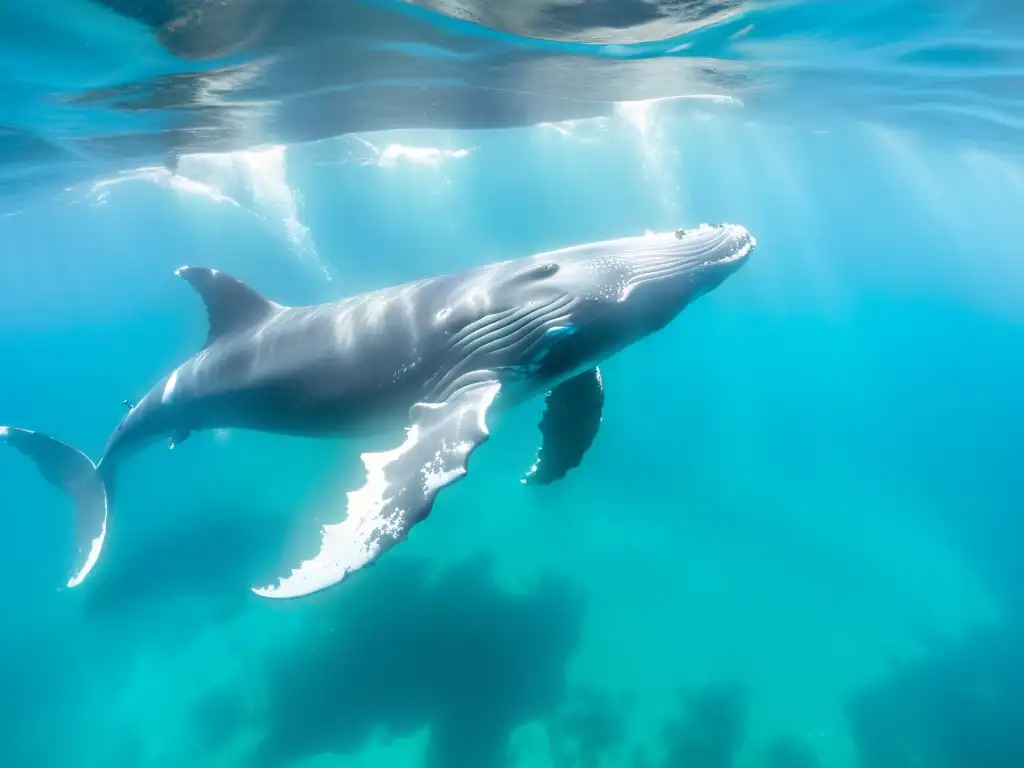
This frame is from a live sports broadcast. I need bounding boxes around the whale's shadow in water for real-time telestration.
[847,614,1024,768]
[190,552,587,768]
[658,682,747,767]
[548,685,633,766]
[646,681,827,768]
[78,504,587,766]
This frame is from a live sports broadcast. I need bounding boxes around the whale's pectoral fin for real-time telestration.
[253,378,503,599]
[174,266,281,348]
[523,367,604,485]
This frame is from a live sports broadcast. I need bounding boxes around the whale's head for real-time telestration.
[561,222,751,324]
[503,224,755,380]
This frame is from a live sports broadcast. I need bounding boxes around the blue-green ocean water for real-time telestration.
[2,2,1024,767]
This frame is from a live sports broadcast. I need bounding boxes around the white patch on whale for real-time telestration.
[253,381,500,599]
[252,423,424,598]
[67,512,107,589]
[421,440,472,493]
[161,368,180,404]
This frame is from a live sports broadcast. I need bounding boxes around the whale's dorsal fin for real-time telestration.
[175,266,279,347]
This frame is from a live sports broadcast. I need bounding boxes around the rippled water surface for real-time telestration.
[2,0,1023,196]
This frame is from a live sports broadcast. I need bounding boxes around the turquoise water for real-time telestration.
[2,2,1024,767]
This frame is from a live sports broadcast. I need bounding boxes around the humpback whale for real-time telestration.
[2,223,755,599]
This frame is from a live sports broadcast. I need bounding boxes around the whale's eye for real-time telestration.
[532,263,559,279]
[507,263,559,288]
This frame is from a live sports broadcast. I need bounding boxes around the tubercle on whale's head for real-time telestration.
[636,223,752,330]
[624,222,752,310]
[553,223,755,336]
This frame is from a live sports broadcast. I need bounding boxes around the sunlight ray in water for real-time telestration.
[863,125,1024,320]
[738,120,848,318]
[958,148,1024,212]
[85,146,329,281]
[953,149,1024,317]
[864,123,962,220]
[866,123,992,292]
[176,147,327,280]
[614,98,681,216]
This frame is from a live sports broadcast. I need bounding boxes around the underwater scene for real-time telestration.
[1,1,1023,766]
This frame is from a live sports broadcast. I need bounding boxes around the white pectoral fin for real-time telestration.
[252,379,502,599]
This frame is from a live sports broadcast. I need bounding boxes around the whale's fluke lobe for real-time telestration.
[174,266,282,347]
[0,427,108,588]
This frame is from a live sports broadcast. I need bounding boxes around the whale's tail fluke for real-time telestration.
[0,426,108,588]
